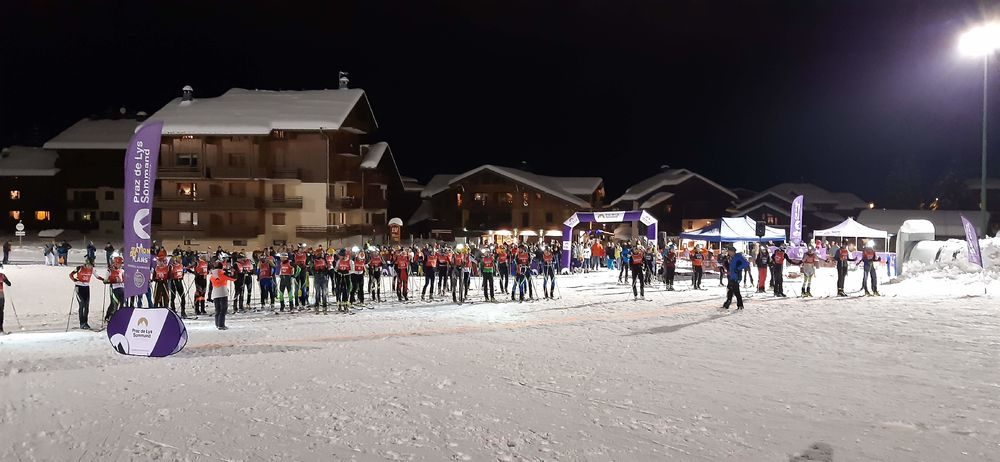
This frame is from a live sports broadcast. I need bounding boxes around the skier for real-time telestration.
[313,249,332,313]
[0,266,11,334]
[331,250,351,312]
[69,260,96,329]
[237,253,255,311]
[857,244,881,296]
[832,240,852,297]
[95,256,125,323]
[690,245,705,290]
[395,248,410,301]
[754,244,770,293]
[743,243,756,287]
[368,248,384,303]
[421,245,437,300]
[643,244,655,284]
[191,254,209,315]
[350,250,365,306]
[168,255,189,317]
[278,254,295,311]
[717,248,730,286]
[257,254,276,311]
[722,246,750,310]
[630,244,645,300]
[618,243,631,283]
[512,245,531,302]
[481,248,496,302]
[662,245,677,290]
[541,245,556,299]
[209,261,236,330]
[770,245,787,297]
[451,247,466,303]
[436,248,450,297]
[152,258,170,308]
[496,245,509,294]
[789,247,818,297]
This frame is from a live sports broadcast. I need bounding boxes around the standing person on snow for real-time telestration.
[209,261,236,330]
[662,245,677,290]
[350,251,366,306]
[690,245,705,290]
[368,248,384,303]
[191,254,209,315]
[789,247,818,297]
[168,255,189,318]
[104,242,115,267]
[770,245,787,297]
[257,254,276,311]
[86,241,97,263]
[717,248,730,287]
[0,266,11,334]
[618,243,631,283]
[421,245,437,301]
[277,254,295,311]
[2,241,10,265]
[832,240,852,297]
[152,258,170,308]
[43,241,55,266]
[630,244,646,300]
[496,245,509,293]
[69,260,96,329]
[540,245,557,299]
[754,244,770,293]
[95,256,125,323]
[722,246,750,310]
[481,247,496,302]
[857,244,881,296]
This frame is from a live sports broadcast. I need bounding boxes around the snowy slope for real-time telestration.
[0,264,997,461]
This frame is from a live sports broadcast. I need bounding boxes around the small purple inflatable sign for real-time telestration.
[106,307,188,357]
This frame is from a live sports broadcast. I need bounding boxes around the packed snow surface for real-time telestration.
[0,261,997,461]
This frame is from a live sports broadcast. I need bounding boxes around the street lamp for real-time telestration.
[959,23,1000,235]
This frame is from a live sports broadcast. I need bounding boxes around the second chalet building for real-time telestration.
[144,86,403,248]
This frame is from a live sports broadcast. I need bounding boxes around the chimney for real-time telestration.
[182,85,194,101]
[338,71,349,89]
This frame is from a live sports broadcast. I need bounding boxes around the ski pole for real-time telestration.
[8,293,22,330]
[65,289,77,332]
[99,283,107,329]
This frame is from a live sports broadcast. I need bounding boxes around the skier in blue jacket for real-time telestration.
[722,246,751,310]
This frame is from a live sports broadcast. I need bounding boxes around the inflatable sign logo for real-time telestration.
[106,307,188,357]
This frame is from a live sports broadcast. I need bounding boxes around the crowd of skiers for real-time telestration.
[39,234,884,333]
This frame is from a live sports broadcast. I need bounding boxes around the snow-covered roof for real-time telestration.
[734,183,866,211]
[421,165,601,208]
[43,118,140,150]
[361,142,388,169]
[0,146,60,176]
[143,88,376,135]
[409,200,434,224]
[421,175,458,198]
[611,169,737,206]
[857,209,987,237]
[400,176,418,183]
[639,192,674,209]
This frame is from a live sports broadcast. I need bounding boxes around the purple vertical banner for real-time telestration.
[960,215,983,268]
[123,122,164,298]
[789,195,804,246]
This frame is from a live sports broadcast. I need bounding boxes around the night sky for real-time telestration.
[2,0,999,206]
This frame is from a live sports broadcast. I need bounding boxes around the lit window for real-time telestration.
[535,193,542,200]
[473,193,488,205]
[10,190,21,200]
[504,193,513,204]
[9,211,22,220]
[456,193,463,207]
[764,214,778,225]
[177,183,197,197]
[522,192,529,207]
[179,212,199,225]
[35,211,51,221]
[82,212,92,222]
[665,204,672,214]
[272,130,286,139]
[272,213,286,226]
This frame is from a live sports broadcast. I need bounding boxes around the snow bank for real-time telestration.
[889,237,1000,294]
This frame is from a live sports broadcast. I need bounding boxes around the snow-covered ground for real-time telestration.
[1,261,998,461]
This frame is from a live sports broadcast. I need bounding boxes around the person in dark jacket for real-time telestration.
[86,241,97,263]
[754,245,770,293]
[2,241,10,265]
[104,242,115,267]
[722,246,750,310]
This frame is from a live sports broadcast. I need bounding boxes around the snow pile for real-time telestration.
[890,237,1000,293]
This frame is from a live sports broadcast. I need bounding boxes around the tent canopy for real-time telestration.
[812,217,888,239]
[679,217,786,242]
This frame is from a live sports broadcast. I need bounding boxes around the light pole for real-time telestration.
[959,23,1000,235]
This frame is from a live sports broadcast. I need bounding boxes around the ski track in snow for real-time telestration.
[1,264,999,461]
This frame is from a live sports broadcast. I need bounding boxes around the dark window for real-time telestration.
[104,191,114,200]
[233,240,248,247]
[545,212,554,224]
[228,153,247,167]
[99,211,121,221]
[521,212,530,227]
[273,240,287,246]
[177,153,199,167]
[273,213,286,226]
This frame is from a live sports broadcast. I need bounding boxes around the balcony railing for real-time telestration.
[154,224,261,238]
[159,166,203,178]
[263,196,303,209]
[66,198,99,209]
[295,224,378,238]
[327,197,361,210]
[270,168,301,179]
[154,197,259,210]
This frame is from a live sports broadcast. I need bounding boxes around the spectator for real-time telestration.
[58,240,73,266]
[86,241,97,263]
[2,241,10,265]
[104,242,115,267]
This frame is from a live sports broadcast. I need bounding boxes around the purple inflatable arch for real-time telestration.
[561,210,658,268]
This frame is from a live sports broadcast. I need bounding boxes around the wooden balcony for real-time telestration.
[295,224,378,238]
[327,197,361,210]
[269,168,301,180]
[159,166,203,179]
[262,196,303,209]
[154,197,259,210]
[155,224,262,238]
